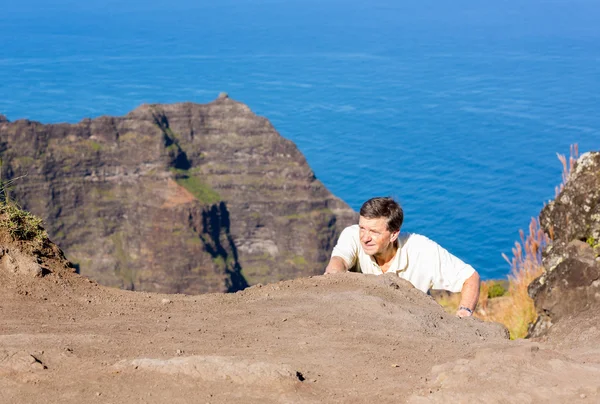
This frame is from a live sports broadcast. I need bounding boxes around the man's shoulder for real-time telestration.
[336,224,360,244]
[342,224,360,234]
[401,233,439,250]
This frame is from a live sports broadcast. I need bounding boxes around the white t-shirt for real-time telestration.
[331,225,476,293]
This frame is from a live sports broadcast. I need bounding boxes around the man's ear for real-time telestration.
[389,230,400,243]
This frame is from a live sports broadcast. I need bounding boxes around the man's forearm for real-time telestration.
[457,271,480,316]
[324,256,348,274]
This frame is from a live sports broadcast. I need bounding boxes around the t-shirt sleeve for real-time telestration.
[427,238,476,293]
[331,226,359,269]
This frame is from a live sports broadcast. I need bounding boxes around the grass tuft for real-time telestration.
[497,217,549,338]
[0,164,47,243]
[554,143,579,197]
[0,202,48,243]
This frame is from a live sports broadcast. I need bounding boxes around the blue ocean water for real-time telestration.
[1,0,598,279]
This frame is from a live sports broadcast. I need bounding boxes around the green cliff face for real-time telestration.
[0,96,356,293]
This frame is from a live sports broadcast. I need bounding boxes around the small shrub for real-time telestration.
[0,166,47,243]
[0,202,48,243]
[487,282,506,298]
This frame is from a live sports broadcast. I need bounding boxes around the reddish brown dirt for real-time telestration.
[1,258,599,403]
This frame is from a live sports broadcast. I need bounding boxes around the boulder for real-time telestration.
[528,152,600,337]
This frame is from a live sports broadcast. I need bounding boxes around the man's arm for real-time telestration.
[456,271,480,317]
[324,225,358,274]
[324,256,349,274]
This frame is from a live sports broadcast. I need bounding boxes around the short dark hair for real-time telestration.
[359,197,404,232]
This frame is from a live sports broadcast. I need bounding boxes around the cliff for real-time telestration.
[528,151,600,338]
[0,95,356,293]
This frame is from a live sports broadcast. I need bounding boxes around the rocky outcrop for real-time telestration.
[0,96,356,294]
[528,151,600,337]
[0,204,77,282]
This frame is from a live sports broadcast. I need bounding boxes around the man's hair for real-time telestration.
[359,197,404,232]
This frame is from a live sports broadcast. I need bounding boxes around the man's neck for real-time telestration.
[373,243,398,269]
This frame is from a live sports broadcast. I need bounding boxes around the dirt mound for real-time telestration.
[0,206,88,301]
[2,265,599,403]
[410,342,600,403]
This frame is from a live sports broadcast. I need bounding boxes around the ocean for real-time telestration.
[1,0,598,279]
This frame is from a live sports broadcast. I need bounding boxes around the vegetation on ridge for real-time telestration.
[0,203,47,243]
[0,173,48,243]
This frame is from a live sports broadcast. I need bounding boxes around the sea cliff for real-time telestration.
[0,95,356,293]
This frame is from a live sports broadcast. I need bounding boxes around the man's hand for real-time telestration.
[455,271,480,317]
[324,256,349,274]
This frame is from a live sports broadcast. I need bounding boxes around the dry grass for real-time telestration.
[436,218,547,339]
[496,217,549,338]
[437,144,579,339]
[555,144,579,197]
[435,279,507,321]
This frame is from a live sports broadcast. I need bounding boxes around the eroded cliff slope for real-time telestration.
[0,95,356,293]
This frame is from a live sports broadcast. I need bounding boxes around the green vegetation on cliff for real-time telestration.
[172,169,221,205]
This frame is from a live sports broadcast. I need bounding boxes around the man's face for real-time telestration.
[358,216,399,256]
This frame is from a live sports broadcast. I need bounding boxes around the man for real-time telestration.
[325,197,480,318]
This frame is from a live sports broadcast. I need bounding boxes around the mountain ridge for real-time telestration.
[0,95,356,293]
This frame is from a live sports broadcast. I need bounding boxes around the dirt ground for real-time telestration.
[1,263,600,403]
